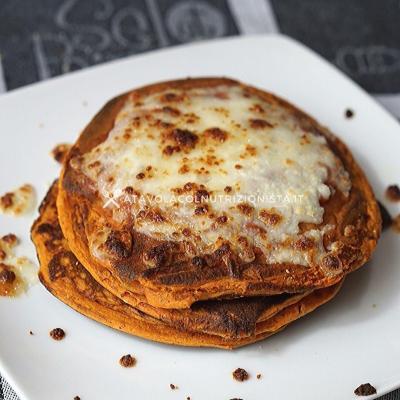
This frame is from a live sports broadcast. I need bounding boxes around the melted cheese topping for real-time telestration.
[0,235,38,296]
[76,85,351,266]
[0,184,36,216]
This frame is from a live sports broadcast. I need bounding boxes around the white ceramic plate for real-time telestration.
[0,34,399,400]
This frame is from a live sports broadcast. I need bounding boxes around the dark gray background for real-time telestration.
[1,0,400,93]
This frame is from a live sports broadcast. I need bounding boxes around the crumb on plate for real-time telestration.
[0,184,35,216]
[119,354,136,368]
[232,368,249,382]
[51,143,72,164]
[49,328,65,340]
[354,383,377,396]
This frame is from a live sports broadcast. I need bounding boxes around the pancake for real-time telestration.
[58,77,380,309]
[32,182,342,349]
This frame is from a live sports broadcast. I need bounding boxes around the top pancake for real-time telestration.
[58,77,381,309]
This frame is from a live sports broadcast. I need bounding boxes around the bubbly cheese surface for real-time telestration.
[77,84,351,266]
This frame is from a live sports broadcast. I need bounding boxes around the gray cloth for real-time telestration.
[0,0,398,399]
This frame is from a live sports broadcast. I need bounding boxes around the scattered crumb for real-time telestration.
[386,185,400,202]
[169,384,178,390]
[392,214,400,233]
[29,330,34,335]
[0,263,16,292]
[74,397,81,400]
[354,383,377,396]
[51,143,72,164]
[345,108,354,119]
[378,201,392,231]
[49,328,65,341]
[2,234,18,246]
[186,397,191,400]
[229,398,243,400]
[0,184,36,216]
[256,373,262,379]
[0,235,37,296]
[232,368,249,382]
[119,354,136,368]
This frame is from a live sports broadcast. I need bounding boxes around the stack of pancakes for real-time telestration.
[31,78,381,349]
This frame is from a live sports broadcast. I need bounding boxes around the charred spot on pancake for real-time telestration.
[183,182,195,191]
[163,145,181,156]
[354,383,376,396]
[179,164,190,174]
[215,91,229,99]
[137,209,165,223]
[337,244,358,265]
[136,172,145,180]
[36,223,63,240]
[237,236,255,262]
[0,249,6,261]
[232,368,249,382]
[224,186,232,193]
[259,209,282,226]
[293,236,315,251]
[194,205,208,215]
[250,104,265,113]
[49,328,65,341]
[145,243,170,267]
[235,164,242,169]
[153,119,174,129]
[124,186,134,195]
[194,189,209,203]
[171,129,198,149]
[182,227,191,237]
[48,251,76,281]
[160,92,185,103]
[237,203,254,216]
[161,106,181,116]
[104,231,132,259]
[216,215,228,224]
[378,201,392,231]
[119,354,136,368]
[249,118,274,129]
[386,184,400,202]
[88,160,101,170]
[322,254,340,270]
[191,256,207,268]
[242,144,257,157]
[203,127,228,142]
[214,243,231,258]
[245,222,267,237]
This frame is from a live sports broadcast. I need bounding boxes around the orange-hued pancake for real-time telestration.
[32,183,342,348]
[57,78,379,309]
